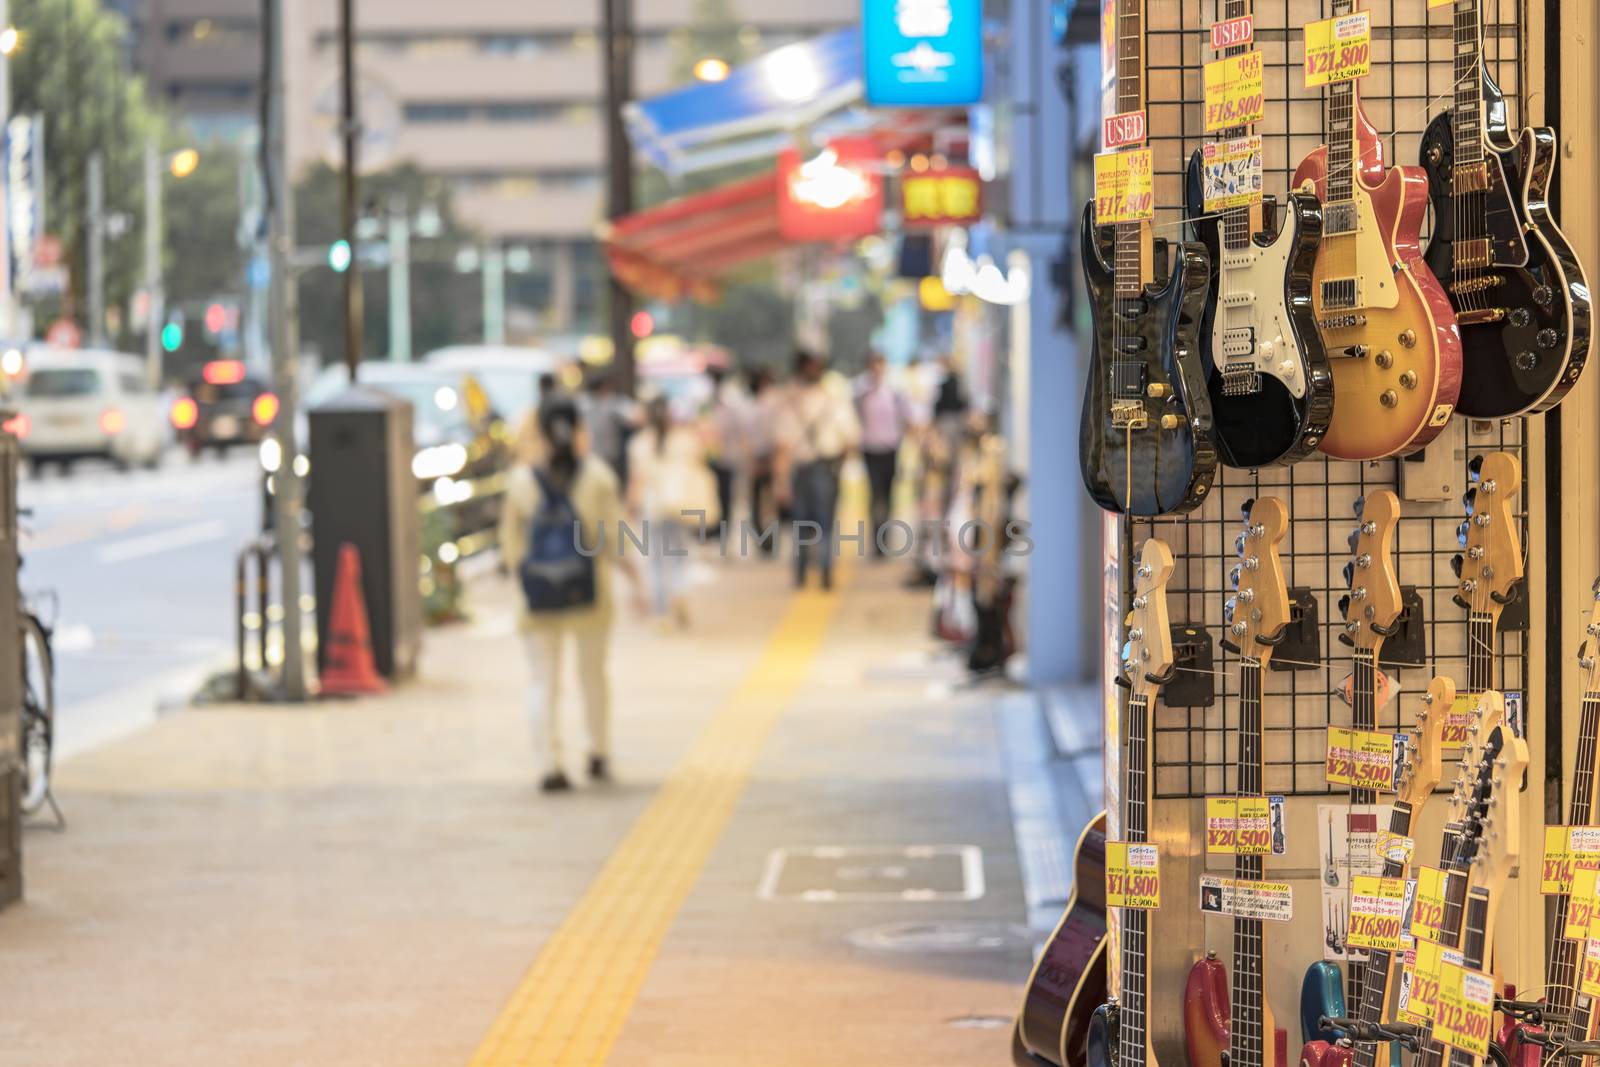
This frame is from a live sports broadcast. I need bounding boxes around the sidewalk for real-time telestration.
[0,556,1039,1066]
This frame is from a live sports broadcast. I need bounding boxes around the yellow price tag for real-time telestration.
[1203,50,1265,132]
[1093,148,1154,224]
[1205,796,1271,855]
[1348,875,1408,950]
[1427,0,1452,7]
[1303,12,1372,88]
[1399,937,1452,1024]
[1542,826,1600,894]
[1583,940,1600,999]
[1434,961,1495,1057]
[1410,866,1450,941]
[1567,866,1600,940]
[1106,841,1161,909]
[1326,726,1399,791]
[1440,693,1478,748]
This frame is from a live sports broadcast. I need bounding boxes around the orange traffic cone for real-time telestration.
[320,542,387,696]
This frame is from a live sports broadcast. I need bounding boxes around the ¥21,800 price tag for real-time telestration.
[1326,726,1400,791]
[1303,12,1371,88]
[1542,825,1600,894]
[1434,961,1495,1057]
[1106,842,1161,909]
[1203,50,1265,133]
[1410,866,1450,941]
[1347,875,1407,950]
[1093,149,1153,224]
[1205,796,1272,855]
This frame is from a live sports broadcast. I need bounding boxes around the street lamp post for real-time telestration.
[601,0,636,395]
[142,138,164,389]
[387,195,410,361]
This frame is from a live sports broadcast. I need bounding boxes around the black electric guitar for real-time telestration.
[1080,0,1216,515]
[1184,0,1330,469]
[1419,0,1591,417]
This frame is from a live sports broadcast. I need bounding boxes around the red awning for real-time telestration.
[601,172,782,302]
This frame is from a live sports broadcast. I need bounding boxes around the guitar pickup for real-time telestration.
[1452,161,1491,194]
[1110,400,1148,430]
[1456,238,1492,270]
[1111,360,1146,398]
[1220,291,1256,308]
[1322,201,1359,235]
[1221,329,1256,358]
[1221,364,1262,396]
[1321,277,1359,309]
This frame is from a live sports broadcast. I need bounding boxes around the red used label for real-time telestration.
[1103,110,1147,150]
[1211,15,1254,51]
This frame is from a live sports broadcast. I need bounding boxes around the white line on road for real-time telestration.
[97,518,229,564]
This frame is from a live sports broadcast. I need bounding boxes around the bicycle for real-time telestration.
[19,589,55,822]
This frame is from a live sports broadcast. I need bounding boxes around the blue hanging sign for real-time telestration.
[863,0,984,106]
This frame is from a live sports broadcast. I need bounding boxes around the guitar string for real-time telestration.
[1545,692,1600,1047]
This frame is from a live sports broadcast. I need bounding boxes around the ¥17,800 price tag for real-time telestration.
[1303,11,1371,88]
[1106,842,1161,909]
[1410,866,1449,941]
[1434,961,1495,1057]
[1542,825,1600,894]
[1326,726,1400,791]
[1205,795,1272,855]
[1347,875,1407,950]
[1093,148,1153,224]
[1203,50,1265,133]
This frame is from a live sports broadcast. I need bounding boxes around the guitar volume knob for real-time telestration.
[1533,285,1554,306]
[1509,308,1531,327]
[1380,389,1399,408]
[1374,350,1393,368]
[1398,329,1417,348]
[1515,351,1539,370]
[1537,328,1560,349]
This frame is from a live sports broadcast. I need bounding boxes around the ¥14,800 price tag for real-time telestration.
[1203,50,1265,133]
[1542,825,1600,894]
[1347,875,1407,950]
[1326,726,1400,791]
[1434,961,1495,1057]
[1106,842,1161,909]
[1093,149,1153,224]
[1303,11,1371,88]
[1410,866,1449,941]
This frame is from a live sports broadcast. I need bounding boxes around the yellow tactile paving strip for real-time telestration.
[465,581,848,1067]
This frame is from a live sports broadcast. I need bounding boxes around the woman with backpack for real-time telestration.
[500,395,645,793]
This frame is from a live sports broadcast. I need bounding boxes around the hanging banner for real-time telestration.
[776,138,884,241]
[4,113,46,299]
[900,166,983,227]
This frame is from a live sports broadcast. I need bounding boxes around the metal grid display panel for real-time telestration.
[1134,0,1529,800]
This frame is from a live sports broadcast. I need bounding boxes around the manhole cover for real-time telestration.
[846,919,1033,953]
[759,845,985,901]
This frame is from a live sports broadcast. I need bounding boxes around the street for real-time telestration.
[19,449,265,755]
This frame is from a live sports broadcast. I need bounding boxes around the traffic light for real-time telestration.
[328,239,352,273]
[160,314,184,353]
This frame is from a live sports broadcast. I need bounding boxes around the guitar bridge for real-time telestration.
[1452,162,1491,194]
[1221,363,1263,396]
[1111,400,1148,430]
[1456,239,1492,270]
[1321,277,1359,309]
[1450,274,1505,296]
[1221,328,1256,359]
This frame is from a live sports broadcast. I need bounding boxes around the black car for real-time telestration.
[171,360,278,455]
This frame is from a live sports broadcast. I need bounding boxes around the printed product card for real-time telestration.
[1347,875,1407,951]
[1542,825,1600,894]
[1434,961,1495,1057]
[1203,50,1264,132]
[1441,693,1479,748]
[1210,15,1253,51]
[1093,149,1154,224]
[1303,11,1371,87]
[1200,136,1263,213]
[1106,842,1161,909]
[1584,939,1600,999]
[1199,875,1293,922]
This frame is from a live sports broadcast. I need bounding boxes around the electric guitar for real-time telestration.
[1080,0,1217,515]
[1184,0,1331,469]
[1292,0,1462,460]
[1451,452,1523,704]
[1419,0,1591,418]
[1184,497,1291,1067]
[1084,539,1178,1067]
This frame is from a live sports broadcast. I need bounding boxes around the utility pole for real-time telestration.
[387,196,410,361]
[601,0,636,394]
[481,242,505,345]
[265,0,307,701]
[86,152,105,347]
[0,0,14,344]
[143,138,164,388]
[338,0,362,381]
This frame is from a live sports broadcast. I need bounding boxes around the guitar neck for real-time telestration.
[1323,0,1359,203]
[1113,0,1150,296]
[1451,0,1485,167]
[1443,891,1494,1067]
[1466,612,1498,695]
[1121,694,1152,1062]
[1545,693,1600,1044]
[1230,659,1267,1067]
[1417,812,1483,1067]
[1350,650,1380,806]
[1350,800,1418,1067]
[1217,0,1258,251]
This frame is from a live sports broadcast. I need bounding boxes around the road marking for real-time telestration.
[465,579,848,1067]
[97,518,228,563]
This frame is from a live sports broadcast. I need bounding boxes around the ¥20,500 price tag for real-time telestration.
[1106,842,1161,909]
[1326,726,1400,791]
[1567,865,1600,940]
[1303,12,1371,88]
[1583,939,1600,998]
[1440,693,1479,748]
[1348,875,1407,950]
[1093,149,1153,224]
[1435,961,1495,1057]
[1205,796,1272,855]
[1542,825,1600,894]
[1203,50,1265,132]
[1410,866,1449,941]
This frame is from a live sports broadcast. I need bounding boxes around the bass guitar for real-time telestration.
[1084,538,1178,1067]
[1292,0,1461,460]
[1080,0,1216,515]
[1419,0,1590,417]
[1185,0,1331,469]
[1185,498,1291,1067]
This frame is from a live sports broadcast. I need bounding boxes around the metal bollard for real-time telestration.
[234,537,275,699]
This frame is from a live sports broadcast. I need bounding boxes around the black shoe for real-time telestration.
[820,572,833,591]
[540,771,573,793]
[588,756,611,783]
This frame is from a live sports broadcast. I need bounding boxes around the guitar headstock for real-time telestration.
[1465,722,1530,897]
[1339,490,1403,651]
[1580,578,1600,694]
[1454,452,1523,623]
[1227,497,1291,666]
[1394,675,1454,809]
[1124,538,1176,703]
[1445,689,1507,830]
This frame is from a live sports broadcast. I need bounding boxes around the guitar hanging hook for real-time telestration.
[1145,664,1177,686]
[1254,623,1289,647]
[1490,582,1520,607]
[1368,617,1403,638]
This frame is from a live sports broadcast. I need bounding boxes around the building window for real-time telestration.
[166,17,256,45]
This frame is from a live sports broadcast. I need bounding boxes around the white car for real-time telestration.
[12,349,167,472]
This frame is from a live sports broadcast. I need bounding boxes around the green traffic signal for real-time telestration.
[160,321,183,352]
[328,239,352,273]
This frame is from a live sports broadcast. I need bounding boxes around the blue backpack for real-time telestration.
[519,468,597,612]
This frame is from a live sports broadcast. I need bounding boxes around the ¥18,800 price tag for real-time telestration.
[1203,50,1265,132]
[1347,875,1407,950]
[1410,866,1449,941]
[1303,11,1371,88]
[1434,961,1495,1057]
[1326,726,1400,791]
[1542,825,1600,894]
[1093,149,1153,224]
[1106,842,1161,909]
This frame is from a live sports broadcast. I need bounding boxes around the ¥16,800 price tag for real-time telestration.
[1303,12,1371,88]
[1347,875,1407,950]
[1542,825,1600,894]
[1326,726,1400,791]
[1410,866,1449,941]
[1434,961,1495,1057]
[1203,50,1265,132]
[1093,149,1153,224]
[1106,842,1161,909]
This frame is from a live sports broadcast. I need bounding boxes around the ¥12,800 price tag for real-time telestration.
[1410,866,1449,941]
[1106,842,1161,909]
[1303,11,1371,88]
[1203,50,1265,133]
[1542,825,1600,894]
[1398,938,1462,1025]
[1205,796,1271,855]
[1434,961,1495,1057]
[1093,149,1154,224]
[1326,726,1400,791]
[1347,875,1407,950]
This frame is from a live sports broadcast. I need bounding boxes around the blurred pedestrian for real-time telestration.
[500,395,645,793]
[747,368,780,556]
[581,371,638,486]
[704,366,751,537]
[774,350,860,591]
[854,352,913,558]
[628,396,717,628]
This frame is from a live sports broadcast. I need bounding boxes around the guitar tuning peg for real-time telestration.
[1346,529,1360,552]
[1235,532,1247,556]
[1338,594,1351,616]
[1463,487,1477,515]
[1342,561,1355,585]
[1229,565,1242,589]
[1591,575,1600,597]
[1468,454,1484,477]
[1352,495,1365,518]
[1240,497,1256,521]
[1457,521,1470,547]
[1224,597,1237,624]
[1451,554,1464,577]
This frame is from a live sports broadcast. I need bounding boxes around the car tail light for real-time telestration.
[252,391,280,426]
[2,412,28,439]
[99,408,127,435]
[171,396,199,430]
[202,359,246,385]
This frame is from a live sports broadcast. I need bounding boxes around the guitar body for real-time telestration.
[1086,1003,1115,1067]
[1420,101,1590,416]
[1018,812,1110,1067]
[1293,105,1462,460]
[1183,954,1289,1067]
[1298,1041,1353,1067]
[1079,201,1218,515]
[1298,960,1345,1046]
[1184,152,1332,468]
